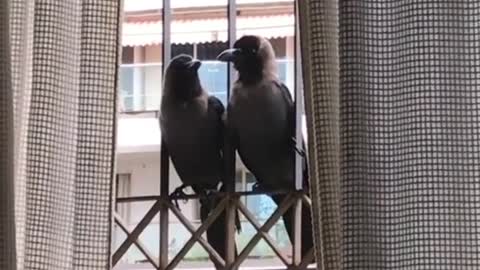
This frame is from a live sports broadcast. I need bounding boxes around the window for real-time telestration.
[115,0,302,268]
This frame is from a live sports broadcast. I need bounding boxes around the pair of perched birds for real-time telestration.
[159,35,313,266]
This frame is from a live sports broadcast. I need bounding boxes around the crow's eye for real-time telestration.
[241,48,257,56]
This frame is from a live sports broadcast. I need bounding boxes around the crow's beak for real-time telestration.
[217,48,240,62]
[187,59,201,70]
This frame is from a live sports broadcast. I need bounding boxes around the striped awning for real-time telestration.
[122,14,294,46]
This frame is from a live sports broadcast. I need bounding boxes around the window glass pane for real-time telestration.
[170,1,229,107]
[198,61,228,104]
[119,67,134,111]
[120,3,163,112]
[236,0,295,95]
[235,1,295,265]
[169,2,228,268]
[114,1,163,268]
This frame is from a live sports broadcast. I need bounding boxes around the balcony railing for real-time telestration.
[112,191,293,266]
[113,189,315,270]
[119,59,294,113]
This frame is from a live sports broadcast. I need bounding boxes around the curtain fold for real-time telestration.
[0,0,17,269]
[299,0,342,269]
[302,0,480,269]
[1,0,121,269]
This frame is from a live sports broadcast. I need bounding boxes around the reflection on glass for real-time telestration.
[234,1,295,266]
[168,2,229,269]
[198,61,228,104]
[236,0,295,94]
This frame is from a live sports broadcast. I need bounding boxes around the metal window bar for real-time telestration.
[160,0,171,269]
[224,1,238,268]
[112,0,315,269]
[292,1,304,267]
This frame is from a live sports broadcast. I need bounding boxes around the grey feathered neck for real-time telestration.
[237,38,278,85]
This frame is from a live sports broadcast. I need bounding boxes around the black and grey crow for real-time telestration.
[218,35,314,257]
[159,54,236,267]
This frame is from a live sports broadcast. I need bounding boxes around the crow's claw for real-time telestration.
[169,185,189,209]
[204,189,218,197]
[252,182,263,192]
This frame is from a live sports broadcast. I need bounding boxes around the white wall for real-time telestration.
[116,151,199,224]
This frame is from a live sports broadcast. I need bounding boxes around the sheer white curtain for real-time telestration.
[1,1,121,269]
[301,0,480,269]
